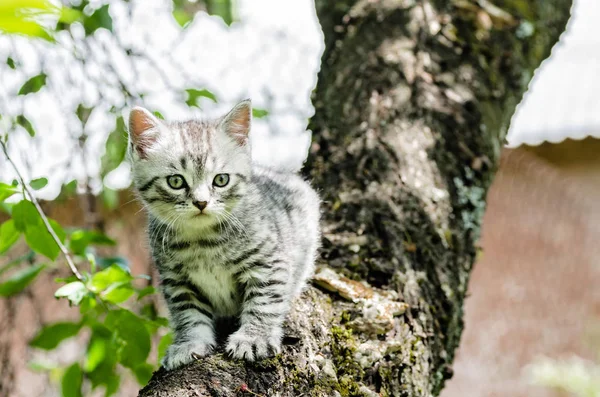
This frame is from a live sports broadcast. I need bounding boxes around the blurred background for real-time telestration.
[0,0,598,396]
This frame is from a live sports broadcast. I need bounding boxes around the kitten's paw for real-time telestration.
[162,341,214,370]
[226,328,282,361]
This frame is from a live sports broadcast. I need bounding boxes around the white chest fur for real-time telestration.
[183,253,240,317]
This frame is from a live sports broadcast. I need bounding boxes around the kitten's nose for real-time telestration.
[193,201,208,211]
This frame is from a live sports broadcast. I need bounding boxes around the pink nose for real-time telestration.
[193,201,208,211]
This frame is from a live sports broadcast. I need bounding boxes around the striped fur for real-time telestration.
[128,101,320,369]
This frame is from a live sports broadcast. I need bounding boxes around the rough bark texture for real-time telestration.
[138,1,572,396]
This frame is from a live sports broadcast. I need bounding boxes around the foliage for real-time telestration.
[173,0,236,27]
[0,0,66,41]
[0,262,45,296]
[2,0,256,209]
[528,355,600,397]
[0,1,270,395]
[0,181,170,395]
[0,1,238,395]
[18,73,47,95]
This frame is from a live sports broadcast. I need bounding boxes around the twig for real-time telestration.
[0,141,83,280]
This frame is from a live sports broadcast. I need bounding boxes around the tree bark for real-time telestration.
[138,1,572,396]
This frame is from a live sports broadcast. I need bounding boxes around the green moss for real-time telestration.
[329,326,365,396]
[250,354,283,370]
[340,310,352,324]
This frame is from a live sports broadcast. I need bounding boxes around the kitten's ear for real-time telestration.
[220,99,252,146]
[128,106,161,158]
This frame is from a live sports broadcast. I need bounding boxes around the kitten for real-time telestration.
[127,100,320,370]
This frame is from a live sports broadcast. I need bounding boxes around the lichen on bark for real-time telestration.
[138,1,572,396]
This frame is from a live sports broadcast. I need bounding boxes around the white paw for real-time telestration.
[226,328,282,361]
[162,340,214,370]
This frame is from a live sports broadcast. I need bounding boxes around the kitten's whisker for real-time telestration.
[220,209,249,241]
[128,107,321,367]
[151,211,179,254]
[162,213,182,254]
[225,209,247,235]
[120,197,140,208]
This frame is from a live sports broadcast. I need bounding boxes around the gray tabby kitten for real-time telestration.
[127,100,320,370]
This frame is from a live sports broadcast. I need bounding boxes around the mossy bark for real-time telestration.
[138,1,572,396]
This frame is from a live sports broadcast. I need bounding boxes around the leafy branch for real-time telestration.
[0,140,83,280]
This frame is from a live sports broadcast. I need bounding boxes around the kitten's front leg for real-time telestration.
[227,268,289,361]
[161,276,216,370]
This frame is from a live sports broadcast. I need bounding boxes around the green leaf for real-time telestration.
[0,19,52,41]
[158,332,173,362]
[55,281,87,305]
[140,303,158,324]
[104,375,121,396]
[152,111,164,120]
[89,368,119,397]
[6,57,16,69]
[54,275,79,284]
[86,325,120,395]
[252,108,269,118]
[105,309,151,369]
[79,294,97,314]
[172,9,193,28]
[137,286,156,300]
[30,322,82,350]
[97,256,129,272]
[16,114,35,137]
[89,264,132,292]
[61,363,83,397]
[0,263,45,297]
[83,5,112,36]
[12,200,40,231]
[68,229,115,256]
[132,363,153,385]
[0,219,20,253]
[76,104,93,126]
[0,0,57,41]
[18,73,47,95]
[12,203,64,258]
[185,88,217,108]
[58,179,77,199]
[59,7,82,24]
[25,222,63,260]
[84,334,107,373]
[100,116,127,176]
[49,219,66,242]
[102,283,134,304]
[102,187,119,210]
[0,182,18,202]
[153,316,170,328]
[30,177,48,190]
[206,0,235,25]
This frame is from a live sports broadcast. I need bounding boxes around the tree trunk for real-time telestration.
[138,1,571,396]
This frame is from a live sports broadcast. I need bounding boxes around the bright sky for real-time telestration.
[0,0,595,200]
[0,0,323,199]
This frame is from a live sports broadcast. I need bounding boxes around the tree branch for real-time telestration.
[139,1,573,395]
[1,141,83,280]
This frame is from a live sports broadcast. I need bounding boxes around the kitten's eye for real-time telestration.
[167,175,186,189]
[213,174,230,187]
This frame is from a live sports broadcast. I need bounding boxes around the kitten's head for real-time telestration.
[128,100,252,230]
